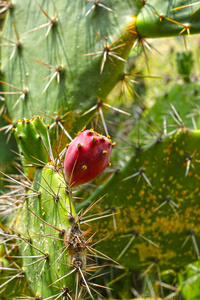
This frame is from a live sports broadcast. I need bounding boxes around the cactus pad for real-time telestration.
[84,128,200,270]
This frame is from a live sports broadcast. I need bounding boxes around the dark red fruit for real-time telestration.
[64,130,114,186]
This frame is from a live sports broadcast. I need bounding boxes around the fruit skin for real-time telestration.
[64,130,113,186]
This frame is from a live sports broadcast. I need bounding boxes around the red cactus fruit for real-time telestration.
[64,130,114,186]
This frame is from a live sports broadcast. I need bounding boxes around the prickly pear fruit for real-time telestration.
[64,130,114,186]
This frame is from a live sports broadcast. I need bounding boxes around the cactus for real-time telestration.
[16,165,79,298]
[178,260,200,300]
[13,116,49,165]
[82,128,200,270]
[0,0,200,299]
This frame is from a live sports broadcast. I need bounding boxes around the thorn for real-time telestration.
[182,228,200,259]
[85,0,113,17]
[83,31,126,74]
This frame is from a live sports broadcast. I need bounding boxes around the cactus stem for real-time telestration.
[85,0,113,17]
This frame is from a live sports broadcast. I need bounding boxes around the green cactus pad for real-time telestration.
[145,82,200,132]
[13,116,49,165]
[1,0,139,134]
[0,255,29,298]
[83,129,200,270]
[177,51,193,82]
[178,260,200,300]
[136,0,200,38]
[16,165,79,298]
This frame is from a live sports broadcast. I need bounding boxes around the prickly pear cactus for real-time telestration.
[13,116,49,165]
[1,123,115,298]
[178,260,200,300]
[1,0,200,299]
[0,0,138,133]
[17,166,78,298]
[84,128,200,270]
